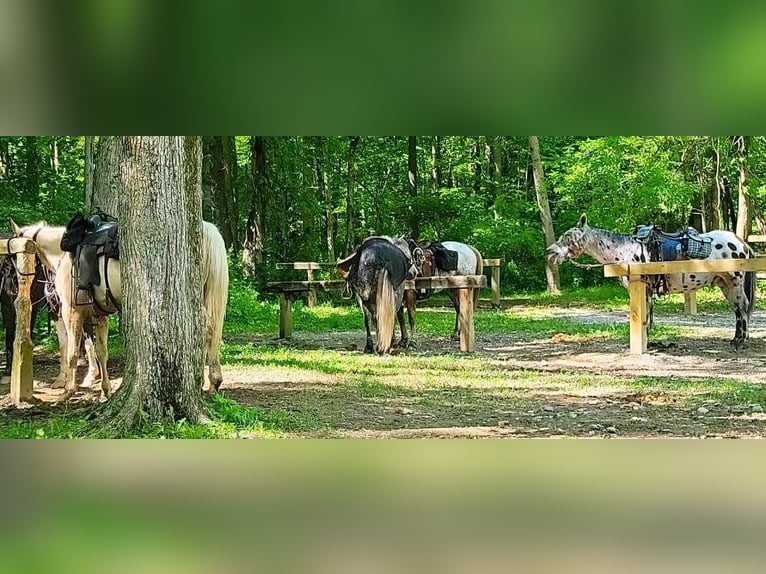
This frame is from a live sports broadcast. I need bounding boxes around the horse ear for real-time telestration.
[578,213,588,228]
[9,218,21,236]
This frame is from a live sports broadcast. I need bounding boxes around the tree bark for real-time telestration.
[221,136,240,255]
[84,136,94,207]
[243,136,267,273]
[24,137,39,198]
[732,136,751,239]
[314,136,334,261]
[529,136,560,294]
[90,136,121,215]
[471,137,482,193]
[408,136,419,240]
[345,136,360,254]
[95,136,208,435]
[490,136,503,219]
[50,137,59,173]
[431,136,442,193]
[710,140,722,230]
[202,137,238,252]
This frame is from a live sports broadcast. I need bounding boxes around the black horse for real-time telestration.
[0,234,51,375]
[338,236,421,354]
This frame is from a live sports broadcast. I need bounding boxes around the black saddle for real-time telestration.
[60,208,120,310]
[424,241,459,272]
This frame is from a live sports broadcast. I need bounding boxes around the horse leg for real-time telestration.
[62,306,85,400]
[93,317,111,399]
[360,300,374,354]
[396,306,409,349]
[405,291,417,348]
[52,317,68,388]
[81,333,100,388]
[447,290,460,340]
[720,276,750,349]
[206,321,224,394]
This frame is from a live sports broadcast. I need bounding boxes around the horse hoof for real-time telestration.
[450,333,460,342]
[51,378,66,389]
[81,375,99,388]
[60,389,75,401]
[397,339,410,349]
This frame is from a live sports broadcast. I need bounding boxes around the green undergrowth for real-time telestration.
[0,393,321,439]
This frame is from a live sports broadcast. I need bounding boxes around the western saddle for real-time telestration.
[633,223,712,295]
[60,208,120,313]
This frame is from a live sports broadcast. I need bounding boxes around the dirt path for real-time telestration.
[3,306,766,438]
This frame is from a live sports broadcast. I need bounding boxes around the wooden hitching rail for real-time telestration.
[277,258,502,307]
[266,275,487,352]
[0,238,36,404]
[603,258,766,355]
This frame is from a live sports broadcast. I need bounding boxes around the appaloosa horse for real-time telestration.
[404,240,484,343]
[546,214,756,349]
[338,236,421,354]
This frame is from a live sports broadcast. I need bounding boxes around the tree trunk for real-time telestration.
[202,137,237,252]
[431,136,442,193]
[529,136,560,294]
[243,136,267,273]
[85,136,94,207]
[732,136,750,239]
[221,136,240,255]
[471,137,482,193]
[408,136,419,240]
[0,137,8,178]
[90,136,121,215]
[95,136,208,435]
[315,136,334,261]
[345,136,360,254]
[24,137,39,198]
[710,141,722,230]
[490,136,503,219]
[50,137,59,173]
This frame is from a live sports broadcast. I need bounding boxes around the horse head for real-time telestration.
[546,213,589,265]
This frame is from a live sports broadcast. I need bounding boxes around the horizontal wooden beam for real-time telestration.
[0,238,36,256]
[482,258,501,267]
[267,275,488,293]
[604,257,766,277]
[275,262,339,270]
[748,235,766,243]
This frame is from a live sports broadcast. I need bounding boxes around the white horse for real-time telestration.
[405,240,484,341]
[546,214,756,348]
[12,219,229,400]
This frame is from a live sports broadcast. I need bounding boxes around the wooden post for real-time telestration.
[306,268,317,307]
[684,292,697,315]
[491,265,500,307]
[11,250,35,403]
[628,277,648,355]
[279,293,293,339]
[458,288,475,352]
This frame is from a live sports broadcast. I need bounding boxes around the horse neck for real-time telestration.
[582,228,642,264]
[34,227,66,271]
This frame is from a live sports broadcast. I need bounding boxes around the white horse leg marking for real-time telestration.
[93,318,111,398]
[52,317,68,388]
[81,335,100,388]
[63,303,85,399]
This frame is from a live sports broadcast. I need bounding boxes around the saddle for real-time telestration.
[60,208,120,311]
[429,242,459,272]
[633,223,713,295]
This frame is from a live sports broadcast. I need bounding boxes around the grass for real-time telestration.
[2,282,766,438]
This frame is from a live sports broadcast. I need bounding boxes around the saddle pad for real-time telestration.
[686,236,712,259]
[431,243,459,271]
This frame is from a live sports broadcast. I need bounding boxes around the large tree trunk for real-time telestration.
[471,137,482,193]
[24,136,39,197]
[84,136,94,207]
[709,141,722,230]
[345,136,360,254]
[315,136,334,261]
[202,137,238,253]
[96,136,207,435]
[221,136,240,255]
[408,136,419,240]
[732,136,751,239]
[90,136,121,215]
[243,136,267,273]
[529,136,560,294]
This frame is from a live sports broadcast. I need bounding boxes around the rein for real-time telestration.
[569,259,605,270]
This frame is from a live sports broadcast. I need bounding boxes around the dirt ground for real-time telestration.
[3,306,766,438]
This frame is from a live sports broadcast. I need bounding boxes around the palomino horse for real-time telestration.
[338,236,421,354]
[405,240,484,343]
[546,214,756,349]
[12,219,229,399]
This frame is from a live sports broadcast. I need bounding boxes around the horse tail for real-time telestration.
[375,268,395,354]
[202,222,229,368]
[469,245,484,311]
